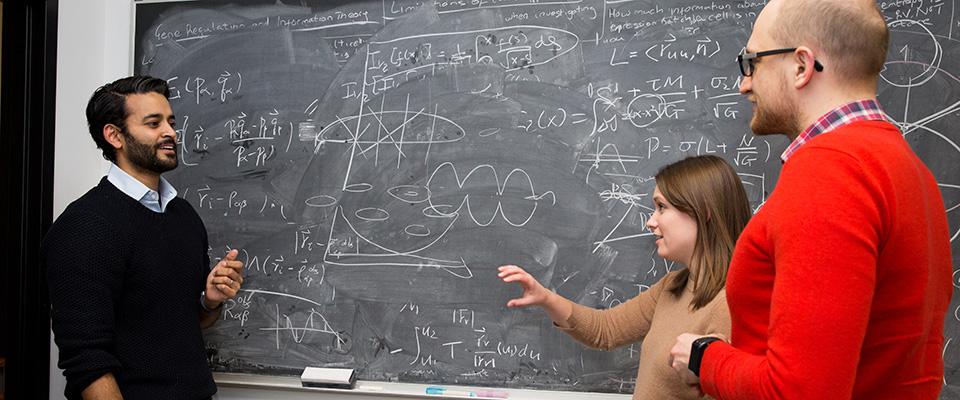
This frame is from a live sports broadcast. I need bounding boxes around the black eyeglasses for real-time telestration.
[737,48,824,76]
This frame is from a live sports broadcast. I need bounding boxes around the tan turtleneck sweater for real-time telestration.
[560,270,730,400]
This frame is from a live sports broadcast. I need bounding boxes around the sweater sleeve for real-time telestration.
[701,146,882,399]
[560,273,669,350]
[43,208,127,399]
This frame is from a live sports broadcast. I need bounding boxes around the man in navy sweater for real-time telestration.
[42,76,244,399]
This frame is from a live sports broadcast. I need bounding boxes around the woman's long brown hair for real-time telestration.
[655,155,753,310]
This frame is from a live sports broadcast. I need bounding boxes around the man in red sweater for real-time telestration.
[668,0,954,399]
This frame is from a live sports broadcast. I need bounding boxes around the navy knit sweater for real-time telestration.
[42,177,217,399]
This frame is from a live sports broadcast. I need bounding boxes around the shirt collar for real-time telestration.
[781,99,893,162]
[106,163,178,213]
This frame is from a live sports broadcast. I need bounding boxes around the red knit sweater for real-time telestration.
[700,121,953,399]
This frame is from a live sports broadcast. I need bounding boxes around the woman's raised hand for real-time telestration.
[498,264,550,307]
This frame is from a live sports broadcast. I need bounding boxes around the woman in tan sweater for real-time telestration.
[499,155,752,400]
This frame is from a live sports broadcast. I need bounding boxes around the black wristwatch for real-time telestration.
[689,337,724,377]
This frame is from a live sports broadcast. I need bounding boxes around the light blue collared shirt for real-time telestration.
[106,164,178,213]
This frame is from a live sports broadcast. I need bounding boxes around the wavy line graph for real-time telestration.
[235,289,347,350]
[425,162,557,227]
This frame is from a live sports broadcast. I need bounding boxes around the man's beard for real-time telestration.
[122,130,178,174]
[749,81,801,138]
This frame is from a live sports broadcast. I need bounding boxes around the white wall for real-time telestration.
[50,2,631,399]
[53,0,121,216]
[54,0,135,216]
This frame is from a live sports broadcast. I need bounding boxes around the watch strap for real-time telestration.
[689,337,724,377]
[200,290,224,313]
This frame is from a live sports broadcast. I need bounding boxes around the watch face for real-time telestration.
[696,337,722,349]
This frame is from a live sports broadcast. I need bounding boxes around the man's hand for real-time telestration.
[203,249,244,305]
[669,333,728,396]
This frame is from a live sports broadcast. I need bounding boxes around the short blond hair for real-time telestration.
[771,0,888,84]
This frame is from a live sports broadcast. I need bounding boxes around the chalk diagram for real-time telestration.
[290,20,591,285]
[240,289,351,353]
[882,19,960,242]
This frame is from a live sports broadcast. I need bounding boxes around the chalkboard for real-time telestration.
[133,0,960,395]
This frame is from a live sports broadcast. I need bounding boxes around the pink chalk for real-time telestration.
[475,390,508,398]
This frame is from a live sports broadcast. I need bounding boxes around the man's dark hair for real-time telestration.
[85,75,171,162]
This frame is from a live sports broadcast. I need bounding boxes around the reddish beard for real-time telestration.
[749,79,801,138]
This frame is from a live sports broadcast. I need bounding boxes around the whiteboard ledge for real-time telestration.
[213,372,632,399]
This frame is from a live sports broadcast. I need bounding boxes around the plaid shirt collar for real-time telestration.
[781,99,892,162]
